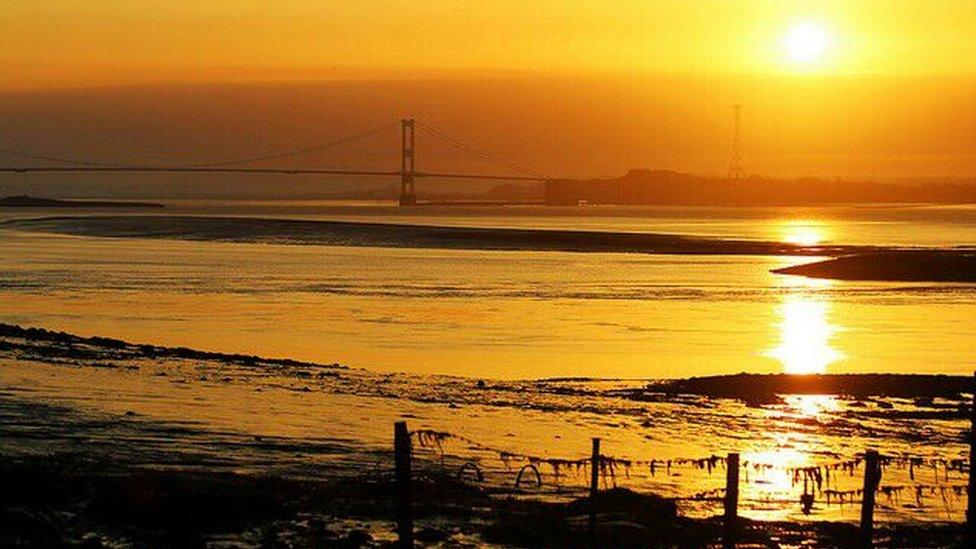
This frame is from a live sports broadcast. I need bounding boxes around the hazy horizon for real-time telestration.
[5,1,976,187]
[4,73,976,194]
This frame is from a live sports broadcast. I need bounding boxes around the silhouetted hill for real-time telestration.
[545,170,976,206]
[482,183,543,201]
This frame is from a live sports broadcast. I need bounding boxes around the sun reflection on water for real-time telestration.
[744,446,808,494]
[785,394,840,418]
[780,220,829,247]
[766,276,843,375]
[739,395,843,517]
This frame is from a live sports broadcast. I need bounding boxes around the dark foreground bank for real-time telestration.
[0,456,965,548]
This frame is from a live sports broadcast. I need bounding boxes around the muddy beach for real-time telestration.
[1,323,972,547]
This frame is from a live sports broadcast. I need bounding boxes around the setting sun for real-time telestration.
[784,21,831,65]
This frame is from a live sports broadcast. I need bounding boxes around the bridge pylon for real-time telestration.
[399,118,417,206]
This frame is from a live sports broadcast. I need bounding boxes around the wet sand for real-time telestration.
[1,323,972,546]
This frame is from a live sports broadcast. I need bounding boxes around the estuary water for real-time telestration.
[1,201,975,380]
[1,200,975,525]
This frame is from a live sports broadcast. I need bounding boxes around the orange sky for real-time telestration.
[3,2,976,180]
[4,1,976,90]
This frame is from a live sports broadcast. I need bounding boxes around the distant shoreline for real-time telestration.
[0,195,164,209]
[6,213,974,282]
[0,214,876,256]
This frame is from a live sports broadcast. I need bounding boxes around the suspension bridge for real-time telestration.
[0,119,550,206]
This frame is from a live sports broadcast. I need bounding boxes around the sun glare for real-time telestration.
[766,294,842,375]
[784,21,831,65]
[742,446,809,497]
[781,222,828,247]
[786,394,840,418]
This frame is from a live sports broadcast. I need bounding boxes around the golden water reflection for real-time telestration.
[743,445,808,495]
[780,220,830,247]
[741,396,842,511]
[766,277,843,375]
[786,394,840,417]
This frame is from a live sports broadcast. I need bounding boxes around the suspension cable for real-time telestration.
[415,121,547,179]
[0,122,397,170]
[176,122,397,168]
[0,147,134,168]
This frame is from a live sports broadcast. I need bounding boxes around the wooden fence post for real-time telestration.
[722,452,740,548]
[860,449,880,549]
[394,421,413,548]
[968,371,976,541]
[724,452,740,521]
[589,437,601,546]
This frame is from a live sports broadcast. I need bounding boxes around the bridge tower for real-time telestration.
[399,118,417,206]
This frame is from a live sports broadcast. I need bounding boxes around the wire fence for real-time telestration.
[407,428,971,518]
[391,371,976,548]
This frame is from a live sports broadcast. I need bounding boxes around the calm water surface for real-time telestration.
[1,200,974,524]
[1,201,975,379]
